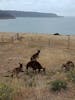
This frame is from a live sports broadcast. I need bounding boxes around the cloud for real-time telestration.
[0,0,75,16]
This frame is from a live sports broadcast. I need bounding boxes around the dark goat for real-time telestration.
[62,61,74,71]
[26,60,45,73]
[53,33,60,35]
[11,63,24,77]
[31,50,40,61]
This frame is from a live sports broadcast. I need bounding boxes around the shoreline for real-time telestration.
[0,32,75,36]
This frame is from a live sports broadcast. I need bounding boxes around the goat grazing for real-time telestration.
[62,61,74,71]
[11,63,24,77]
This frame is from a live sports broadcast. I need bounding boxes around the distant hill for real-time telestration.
[0,11,15,19]
[0,10,62,19]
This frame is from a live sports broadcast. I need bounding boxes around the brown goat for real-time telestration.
[62,61,74,71]
[11,63,24,77]
[31,50,40,61]
[26,60,45,73]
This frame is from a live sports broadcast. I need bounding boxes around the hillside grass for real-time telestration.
[0,32,75,100]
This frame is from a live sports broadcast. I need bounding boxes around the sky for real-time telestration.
[0,0,75,16]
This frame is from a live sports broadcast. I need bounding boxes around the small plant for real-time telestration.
[51,80,67,92]
[0,83,13,100]
[67,70,75,83]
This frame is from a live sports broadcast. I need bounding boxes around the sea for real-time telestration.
[0,17,75,35]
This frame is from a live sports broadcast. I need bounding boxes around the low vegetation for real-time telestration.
[51,80,67,92]
[0,33,75,100]
[0,83,13,100]
[67,70,75,83]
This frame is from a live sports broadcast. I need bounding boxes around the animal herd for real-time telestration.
[10,50,75,78]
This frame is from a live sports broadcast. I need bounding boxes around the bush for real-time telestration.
[51,80,67,92]
[0,83,13,100]
[67,71,75,83]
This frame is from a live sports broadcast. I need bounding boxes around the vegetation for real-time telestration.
[51,80,67,92]
[0,83,13,100]
[67,70,75,83]
[27,77,36,87]
[0,33,75,100]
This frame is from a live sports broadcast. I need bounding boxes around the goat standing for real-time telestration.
[26,60,45,73]
[30,50,40,61]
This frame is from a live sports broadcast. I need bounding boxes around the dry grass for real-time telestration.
[0,32,75,100]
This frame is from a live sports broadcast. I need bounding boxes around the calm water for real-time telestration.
[0,17,75,34]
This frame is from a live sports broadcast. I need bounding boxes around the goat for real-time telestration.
[62,64,70,71]
[66,61,74,69]
[53,33,60,35]
[11,63,24,77]
[62,61,74,71]
[30,50,40,61]
[26,60,45,73]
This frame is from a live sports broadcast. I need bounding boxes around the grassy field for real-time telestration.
[0,32,75,100]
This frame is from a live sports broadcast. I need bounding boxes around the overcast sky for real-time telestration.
[0,0,75,16]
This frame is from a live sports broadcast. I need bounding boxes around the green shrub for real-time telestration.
[67,71,75,83]
[0,83,13,100]
[51,80,67,92]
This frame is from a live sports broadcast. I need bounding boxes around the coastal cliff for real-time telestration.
[0,10,62,19]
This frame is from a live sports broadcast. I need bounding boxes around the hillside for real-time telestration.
[0,10,61,18]
[0,11,15,19]
[0,32,75,100]
[0,33,75,100]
